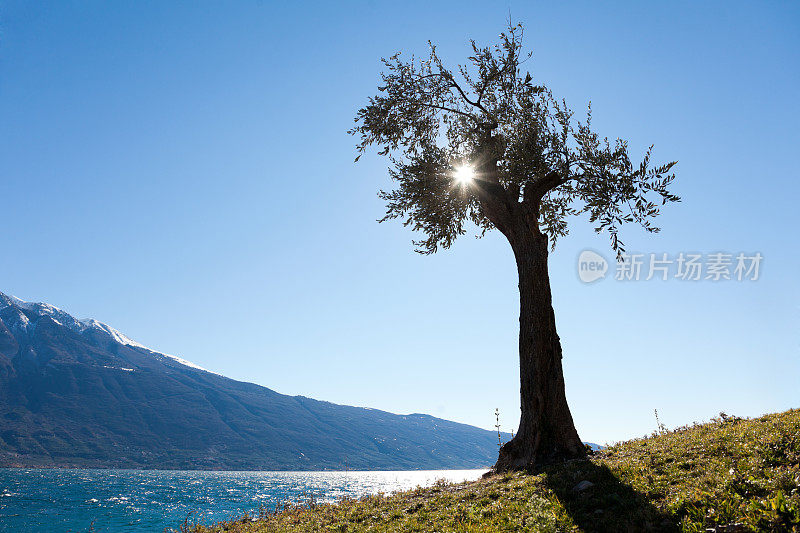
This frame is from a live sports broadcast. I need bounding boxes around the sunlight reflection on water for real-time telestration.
[0,468,486,532]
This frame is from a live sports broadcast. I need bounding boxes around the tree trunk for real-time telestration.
[493,226,585,472]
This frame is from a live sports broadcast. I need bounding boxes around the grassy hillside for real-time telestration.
[182,409,799,532]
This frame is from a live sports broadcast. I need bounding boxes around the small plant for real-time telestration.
[493,408,515,446]
[494,408,502,447]
[654,408,668,435]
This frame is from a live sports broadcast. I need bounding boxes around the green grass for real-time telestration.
[180,409,800,532]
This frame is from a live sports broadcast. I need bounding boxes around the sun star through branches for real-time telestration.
[453,165,475,186]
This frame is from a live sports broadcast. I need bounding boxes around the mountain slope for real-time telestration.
[0,291,505,470]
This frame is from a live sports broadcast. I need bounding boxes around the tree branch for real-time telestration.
[414,71,495,121]
[416,101,477,120]
[524,170,569,205]
[472,178,514,235]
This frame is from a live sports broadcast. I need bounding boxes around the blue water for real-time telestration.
[0,468,485,532]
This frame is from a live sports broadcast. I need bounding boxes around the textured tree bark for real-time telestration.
[492,225,585,472]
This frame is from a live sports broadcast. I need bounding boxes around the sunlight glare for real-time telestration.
[454,165,475,186]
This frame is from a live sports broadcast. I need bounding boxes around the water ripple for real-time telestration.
[0,468,485,532]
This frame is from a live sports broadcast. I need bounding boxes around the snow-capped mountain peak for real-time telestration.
[0,291,211,373]
[78,318,147,349]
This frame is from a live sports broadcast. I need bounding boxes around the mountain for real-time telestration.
[0,291,507,470]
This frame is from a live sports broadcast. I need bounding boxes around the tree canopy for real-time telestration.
[350,24,679,256]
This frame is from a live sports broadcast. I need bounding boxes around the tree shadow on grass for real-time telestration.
[539,458,680,532]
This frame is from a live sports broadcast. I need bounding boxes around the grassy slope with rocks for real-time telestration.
[183,409,799,532]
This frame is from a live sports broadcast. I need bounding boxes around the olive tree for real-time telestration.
[350,24,678,471]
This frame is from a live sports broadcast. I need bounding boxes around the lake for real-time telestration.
[0,468,486,532]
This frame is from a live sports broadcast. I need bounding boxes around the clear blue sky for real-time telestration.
[1,1,797,444]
